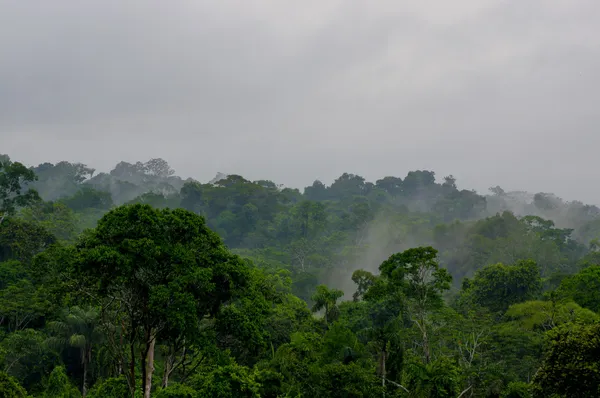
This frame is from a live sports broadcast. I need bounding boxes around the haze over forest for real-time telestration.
[3,0,600,203]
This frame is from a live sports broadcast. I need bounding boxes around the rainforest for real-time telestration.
[0,155,599,397]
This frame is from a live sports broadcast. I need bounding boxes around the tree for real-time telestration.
[351,270,376,301]
[379,247,452,364]
[0,156,40,225]
[143,158,175,178]
[40,365,81,398]
[190,363,261,398]
[557,266,600,312]
[47,306,102,396]
[20,201,78,242]
[304,180,328,201]
[533,322,600,397]
[62,187,113,211]
[375,176,403,198]
[0,218,56,263]
[31,161,95,201]
[0,371,28,397]
[179,181,205,214]
[461,260,542,314]
[75,204,252,398]
[311,285,344,325]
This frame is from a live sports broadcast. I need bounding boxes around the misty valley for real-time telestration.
[1,155,599,398]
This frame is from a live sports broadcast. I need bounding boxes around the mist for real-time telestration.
[2,0,600,204]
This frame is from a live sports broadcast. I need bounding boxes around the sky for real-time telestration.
[2,0,600,203]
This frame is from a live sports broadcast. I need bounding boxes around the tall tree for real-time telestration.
[0,156,40,225]
[311,285,344,325]
[47,306,102,397]
[379,247,452,364]
[75,204,252,398]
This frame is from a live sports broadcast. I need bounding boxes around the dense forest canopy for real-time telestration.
[1,154,599,397]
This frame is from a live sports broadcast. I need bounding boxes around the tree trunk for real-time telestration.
[82,354,88,397]
[380,346,387,397]
[162,361,171,389]
[130,341,136,398]
[143,334,156,398]
[162,348,174,388]
[422,324,430,364]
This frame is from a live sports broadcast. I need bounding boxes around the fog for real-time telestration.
[2,0,600,203]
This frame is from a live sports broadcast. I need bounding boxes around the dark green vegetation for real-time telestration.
[1,154,600,397]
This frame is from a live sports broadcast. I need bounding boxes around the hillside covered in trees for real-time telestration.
[1,154,600,397]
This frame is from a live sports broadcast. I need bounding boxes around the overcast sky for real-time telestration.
[1,0,599,202]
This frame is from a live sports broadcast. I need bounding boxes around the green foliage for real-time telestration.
[75,204,254,395]
[461,260,542,313]
[533,322,600,397]
[154,383,197,398]
[190,364,261,398]
[86,376,130,398]
[62,187,113,212]
[0,157,40,223]
[502,381,533,398]
[0,371,28,398]
[504,300,599,331]
[19,202,78,242]
[30,161,95,201]
[2,154,600,396]
[0,218,55,263]
[0,329,56,390]
[557,265,600,312]
[404,356,461,398]
[311,285,344,325]
[311,362,384,397]
[40,366,80,398]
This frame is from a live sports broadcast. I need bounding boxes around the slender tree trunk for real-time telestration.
[82,344,91,397]
[82,355,88,397]
[379,346,387,397]
[130,341,136,398]
[118,319,125,375]
[415,317,431,364]
[162,348,174,388]
[422,323,430,364]
[143,333,156,398]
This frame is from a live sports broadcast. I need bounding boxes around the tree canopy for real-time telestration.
[0,153,598,396]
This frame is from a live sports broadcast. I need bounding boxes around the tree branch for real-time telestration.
[457,385,472,398]
[384,378,409,393]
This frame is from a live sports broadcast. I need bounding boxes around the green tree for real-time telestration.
[190,363,261,398]
[19,202,78,242]
[40,366,81,398]
[351,270,376,302]
[533,322,600,397]
[461,260,542,314]
[86,376,130,398]
[379,247,452,364]
[46,306,102,396]
[0,371,28,398]
[311,285,344,325]
[557,266,600,312]
[75,204,252,398]
[154,383,196,398]
[0,156,40,225]
[62,187,113,212]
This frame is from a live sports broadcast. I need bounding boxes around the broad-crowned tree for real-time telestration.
[0,156,40,225]
[75,204,252,398]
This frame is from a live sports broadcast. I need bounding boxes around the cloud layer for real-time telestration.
[2,0,600,202]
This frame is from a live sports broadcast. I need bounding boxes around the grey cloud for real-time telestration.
[1,0,600,203]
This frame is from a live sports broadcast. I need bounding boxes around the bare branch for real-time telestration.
[384,378,409,393]
[458,385,472,398]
